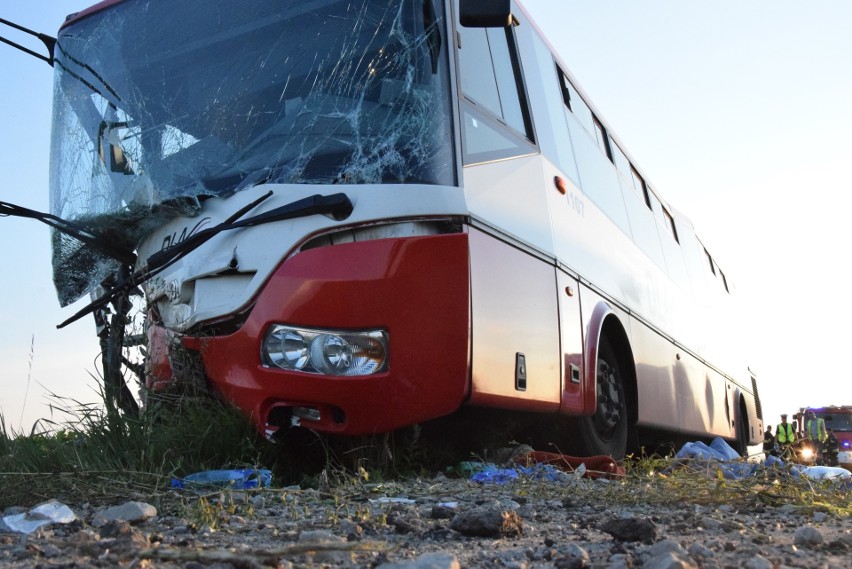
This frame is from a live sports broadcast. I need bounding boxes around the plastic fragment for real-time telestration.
[171,468,272,490]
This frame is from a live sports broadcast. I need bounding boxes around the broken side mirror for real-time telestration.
[459,0,516,28]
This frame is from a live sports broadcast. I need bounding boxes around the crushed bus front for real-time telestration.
[49,0,471,435]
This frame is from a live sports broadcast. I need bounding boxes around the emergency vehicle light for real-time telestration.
[262,325,387,377]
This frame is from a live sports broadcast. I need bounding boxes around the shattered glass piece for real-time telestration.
[50,0,454,305]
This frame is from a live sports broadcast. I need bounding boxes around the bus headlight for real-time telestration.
[262,325,388,376]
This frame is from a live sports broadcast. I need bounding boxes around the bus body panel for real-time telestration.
[137,184,470,331]
[556,269,585,415]
[184,233,471,436]
[463,156,556,257]
[467,226,560,411]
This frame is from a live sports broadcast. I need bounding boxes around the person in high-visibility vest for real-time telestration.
[775,414,795,458]
[805,410,828,465]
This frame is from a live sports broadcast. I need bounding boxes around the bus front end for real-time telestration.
[50,0,470,436]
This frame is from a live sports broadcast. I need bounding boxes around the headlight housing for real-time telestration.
[262,325,388,376]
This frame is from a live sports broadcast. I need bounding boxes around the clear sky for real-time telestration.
[1,1,851,433]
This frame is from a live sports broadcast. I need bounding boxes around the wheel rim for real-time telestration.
[594,357,624,439]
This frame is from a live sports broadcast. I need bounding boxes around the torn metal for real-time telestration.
[50,0,453,306]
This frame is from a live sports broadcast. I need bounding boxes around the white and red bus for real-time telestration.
[45,0,762,458]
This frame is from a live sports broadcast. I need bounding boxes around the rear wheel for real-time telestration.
[574,338,628,459]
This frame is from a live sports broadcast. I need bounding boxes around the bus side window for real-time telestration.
[661,207,679,243]
[557,67,595,135]
[458,19,535,164]
[630,166,653,210]
[704,248,716,275]
[593,118,612,161]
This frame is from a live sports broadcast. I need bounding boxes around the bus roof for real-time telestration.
[60,0,124,30]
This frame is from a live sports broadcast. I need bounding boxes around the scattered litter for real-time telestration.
[514,450,624,478]
[171,468,272,490]
[674,438,759,479]
[672,437,852,483]
[454,448,624,485]
[471,463,587,484]
[797,465,851,480]
[471,466,520,485]
[2,500,77,534]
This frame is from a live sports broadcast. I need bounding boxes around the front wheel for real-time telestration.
[572,338,629,459]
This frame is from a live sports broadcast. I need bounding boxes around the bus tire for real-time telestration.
[574,338,628,459]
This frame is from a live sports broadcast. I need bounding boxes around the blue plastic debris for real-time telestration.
[674,438,758,479]
[171,468,272,490]
[470,466,519,484]
[674,437,852,484]
[470,463,570,484]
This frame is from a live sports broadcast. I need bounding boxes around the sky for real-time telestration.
[1,1,851,434]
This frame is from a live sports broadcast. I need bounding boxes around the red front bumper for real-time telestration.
[183,233,471,436]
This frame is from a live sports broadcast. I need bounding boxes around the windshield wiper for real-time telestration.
[57,191,353,329]
[0,200,136,265]
[0,17,56,66]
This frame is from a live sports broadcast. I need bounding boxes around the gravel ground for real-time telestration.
[2,466,851,569]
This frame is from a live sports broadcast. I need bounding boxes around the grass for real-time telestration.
[0,385,277,509]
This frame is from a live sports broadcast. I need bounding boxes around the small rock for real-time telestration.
[298,529,351,564]
[430,505,455,520]
[600,517,659,544]
[450,508,523,538]
[699,517,724,531]
[97,520,134,538]
[744,555,773,569]
[643,551,697,569]
[554,542,591,568]
[376,551,460,569]
[687,542,714,558]
[645,539,687,558]
[813,511,828,523]
[793,526,824,547]
[606,553,634,569]
[92,502,156,527]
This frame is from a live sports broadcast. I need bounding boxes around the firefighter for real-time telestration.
[805,410,828,465]
[825,430,840,466]
[763,425,776,456]
[776,414,795,459]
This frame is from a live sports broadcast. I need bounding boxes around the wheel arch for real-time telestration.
[584,302,638,429]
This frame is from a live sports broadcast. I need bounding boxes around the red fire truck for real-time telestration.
[793,406,852,469]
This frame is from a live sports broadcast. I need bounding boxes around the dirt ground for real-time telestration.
[2,464,851,569]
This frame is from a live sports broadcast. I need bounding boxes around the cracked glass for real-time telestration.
[49,0,455,306]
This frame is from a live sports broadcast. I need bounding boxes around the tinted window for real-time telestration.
[458,26,530,138]
[458,27,502,115]
[611,142,631,179]
[560,73,595,135]
[631,168,652,209]
[487,28,528,135]
[462,106,526,157]
[593,118,611,159]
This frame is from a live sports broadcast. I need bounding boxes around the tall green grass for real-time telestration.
[0,385,277,509]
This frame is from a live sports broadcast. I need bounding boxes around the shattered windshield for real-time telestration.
[49,0,454,306]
